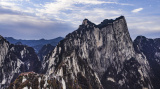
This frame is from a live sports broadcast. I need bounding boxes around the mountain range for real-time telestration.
[4,37,63,53]
[0,16,160,89]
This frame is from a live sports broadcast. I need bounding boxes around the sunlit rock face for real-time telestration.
[43,16,153,89]
[134,36,160,89]
[0,35,41,89]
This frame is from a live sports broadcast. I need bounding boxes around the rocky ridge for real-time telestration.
[42,16,153,89]
[134,36,160,89]
[0,35,41,89]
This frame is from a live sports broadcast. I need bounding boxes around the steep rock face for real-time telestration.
[38,44,55,61]
[9,44,41,73]
[134,36,160,89]
[43,16,153,89]
[42,45,103,89]
[0,36,10,67]
[0,35,41,89]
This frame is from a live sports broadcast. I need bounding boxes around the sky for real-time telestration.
[0,0,160,40]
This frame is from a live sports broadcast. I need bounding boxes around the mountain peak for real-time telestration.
[97,16,125,29]
[81,16,126,29]
[43,16,153,89]
[82,18,95,26]
[0,35,3,40]
[115,15,125,21]
[135,35,147,41]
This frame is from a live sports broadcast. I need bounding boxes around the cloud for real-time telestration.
[0,0,30,1]
[36,0,124,26]
[37,0,109,16]
[0,0,132,22]
[68,8,122,25]
[1,0,159,40]
[131,8,143,13]
[0,0,131,39]
[0,14,74,39]
[75,0,109,4]
[0,1,36,14]
[0,7,20,15]
[126,16,160,39]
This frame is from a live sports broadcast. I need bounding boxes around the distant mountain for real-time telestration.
[134,36,160,89]
[5,37,63,53]
[0,35,41,89]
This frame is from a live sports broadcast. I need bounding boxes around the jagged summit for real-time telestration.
[115,15,125,20]
[81,16,125,28]
[42,16,153,89]
[82,18,95,26]
[66,16,127,40]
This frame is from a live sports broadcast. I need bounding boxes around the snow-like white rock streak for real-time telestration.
[107,77,115,82]
[22,76,26,82]
[23,86,28,89]
[62,78,66,89]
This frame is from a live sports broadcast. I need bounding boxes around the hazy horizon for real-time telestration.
[3,36,64,40]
